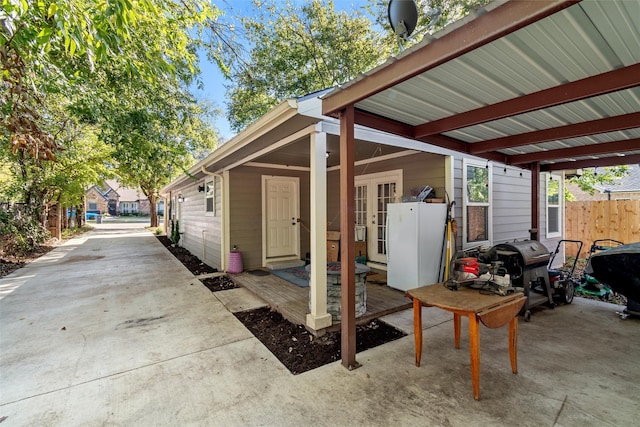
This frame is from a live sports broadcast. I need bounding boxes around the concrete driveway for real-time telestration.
[1,223,638,426]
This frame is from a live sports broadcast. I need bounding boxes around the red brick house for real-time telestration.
[85,180,150,216]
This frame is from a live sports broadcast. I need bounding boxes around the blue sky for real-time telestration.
[191,0,375,142]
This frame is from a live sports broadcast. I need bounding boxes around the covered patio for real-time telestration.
[231,270,411,334]
[322,0,640,367]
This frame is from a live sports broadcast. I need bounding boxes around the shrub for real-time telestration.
[0,206,50,257]
[61,225,93,239]
[170,220,180,245]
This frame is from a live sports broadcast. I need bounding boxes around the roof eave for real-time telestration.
[160,99,299,195]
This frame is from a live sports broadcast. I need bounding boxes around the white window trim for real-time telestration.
[545,172,562,238]
[462,159,493,249]
[205,178,216,217]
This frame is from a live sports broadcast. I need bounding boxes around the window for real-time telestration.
[205,179,215,216]
[120,202,138,214]
[546,174,561,237]
[463,160,492,247]
[88,200,98,211]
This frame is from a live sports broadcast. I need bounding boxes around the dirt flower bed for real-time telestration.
[234,307,406,375]
[156,235,217,275]
[200,275,239,292]
[0,241,63,279]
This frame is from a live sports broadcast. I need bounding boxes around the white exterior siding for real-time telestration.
[451,156,554,249]
[173,179,222,271]
[492,167,532,245]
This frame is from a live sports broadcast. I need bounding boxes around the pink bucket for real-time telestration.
[228,251,243,274]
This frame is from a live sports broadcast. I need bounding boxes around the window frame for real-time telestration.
[205,179,216,217]
[545,172,562,238]
[462,159,493,249]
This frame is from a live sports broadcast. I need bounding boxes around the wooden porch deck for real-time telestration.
[230,270,412,334]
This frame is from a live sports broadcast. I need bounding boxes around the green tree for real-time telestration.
[1,0,220,159]
[1,0,224,232]
[367,0,492,52]
[565,166,629,201]
[224,0,392,132]
[101,78,219,228]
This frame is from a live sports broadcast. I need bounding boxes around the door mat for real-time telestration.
[270,267,309,287]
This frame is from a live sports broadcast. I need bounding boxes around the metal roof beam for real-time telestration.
[354,109,510,163]
[415,64,640,138]
[322,0,579,117]
[354,109,415,139]
[470,112,640,154]
[510,139,640,165]
[541,154,640,171]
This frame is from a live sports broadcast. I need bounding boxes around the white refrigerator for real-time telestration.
[386,202,447,291]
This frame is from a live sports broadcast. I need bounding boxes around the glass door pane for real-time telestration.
[376,182,396,255]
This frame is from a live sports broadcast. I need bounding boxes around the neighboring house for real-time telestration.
[85,185,110,214]
[160,91,563,331]
[566,164,640,201]
[86,180,151,216]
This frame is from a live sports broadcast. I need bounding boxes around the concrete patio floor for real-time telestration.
[1,223,638,426]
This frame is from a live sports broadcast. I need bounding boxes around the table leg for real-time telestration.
[413,298,423,367]
[509,315,518,374]
[468,313,481,400]
[454,313,461,349]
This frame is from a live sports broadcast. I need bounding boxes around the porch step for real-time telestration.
[265,259,305,270]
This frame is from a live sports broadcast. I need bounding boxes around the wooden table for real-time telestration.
[406,284,526,400]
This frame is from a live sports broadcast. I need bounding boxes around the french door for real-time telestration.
[355,170,402,265]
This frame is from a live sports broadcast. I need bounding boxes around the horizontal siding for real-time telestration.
[490,163,530,245]
[171,179,222,270]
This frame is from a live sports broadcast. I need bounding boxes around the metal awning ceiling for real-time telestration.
[322,0,640,171]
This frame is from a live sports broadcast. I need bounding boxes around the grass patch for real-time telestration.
[61,225,93,239]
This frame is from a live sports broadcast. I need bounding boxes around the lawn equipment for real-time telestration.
[586,242,640,319]
[547,239,583,305]
[577,239,624,300]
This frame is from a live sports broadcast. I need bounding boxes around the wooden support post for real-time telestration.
[340,105,358,369]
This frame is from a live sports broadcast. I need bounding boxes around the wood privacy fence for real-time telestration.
[565,200,640,258]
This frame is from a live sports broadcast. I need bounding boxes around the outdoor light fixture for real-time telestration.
[198,185,205,192]
[177,194,184,203]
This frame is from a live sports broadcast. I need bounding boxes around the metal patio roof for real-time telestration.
[322,0,640,171]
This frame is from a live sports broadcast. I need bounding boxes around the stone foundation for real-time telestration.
[307,262,369,321]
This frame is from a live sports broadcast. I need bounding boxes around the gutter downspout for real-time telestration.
[201,166,226,271]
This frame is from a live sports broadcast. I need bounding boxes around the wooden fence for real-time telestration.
[565,200,640,258]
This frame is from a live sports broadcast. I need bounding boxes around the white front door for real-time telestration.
[263,176,300,259]
[355,170,402,265]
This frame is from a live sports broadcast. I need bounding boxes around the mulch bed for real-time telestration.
[200,275,239,291]
[234,307,406,375]
[0,242,62,279]
[156,235,217,275]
